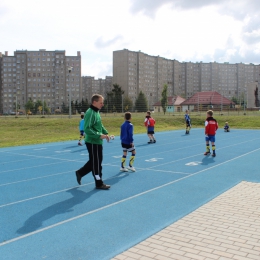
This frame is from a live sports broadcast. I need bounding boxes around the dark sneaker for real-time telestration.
[78,142,83,146]
[204,151,211,156]
[75,171,81,185]
[212,153,216,157]
[96,184,110,190]
[148,140,153,144]
[153,140,156,143]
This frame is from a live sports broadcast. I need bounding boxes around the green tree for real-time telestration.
[62,102,69,113]
[34,100,43,114]
[231,96,239,105]
[123,96,133,112]
[111,83,124,112]
[24,98,34,114]
[161,84,168,115]
[135,91,148,112]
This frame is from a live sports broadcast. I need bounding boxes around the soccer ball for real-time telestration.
[110,135,115,140]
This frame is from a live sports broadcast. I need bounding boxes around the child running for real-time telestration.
[78,114,85,146]
[120,112,136,172]
[204,110,218,157]
[184,109,191,134]
[144,111,156,144]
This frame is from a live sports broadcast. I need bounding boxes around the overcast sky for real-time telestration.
[1,0,260,78]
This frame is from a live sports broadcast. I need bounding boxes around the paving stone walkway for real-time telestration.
[112,181,260,260]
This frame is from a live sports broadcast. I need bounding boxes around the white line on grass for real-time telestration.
[1,147,260,247]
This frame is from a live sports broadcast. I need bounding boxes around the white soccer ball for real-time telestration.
[110,135,115,140]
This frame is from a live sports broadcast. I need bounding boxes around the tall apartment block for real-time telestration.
[113,49,260,105]
[0,49,81,114]
[82,76,113,102]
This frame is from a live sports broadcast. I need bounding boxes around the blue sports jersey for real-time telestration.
[120,121,134,145]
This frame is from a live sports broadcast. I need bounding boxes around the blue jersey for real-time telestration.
[184,114,190,122]
[120,121,134,145]
[79,119,84,131]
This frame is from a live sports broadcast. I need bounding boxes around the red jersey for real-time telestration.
[144,117,155,127]
[205,117,218,135]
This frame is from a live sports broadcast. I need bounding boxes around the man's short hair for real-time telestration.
[125,112,131,120]
[146,111,151,116]
[91,94,103,103]
[207,110,213,116]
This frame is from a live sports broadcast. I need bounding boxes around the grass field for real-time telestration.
[1,111,260,148]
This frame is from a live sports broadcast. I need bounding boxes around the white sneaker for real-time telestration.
[120,167,128,172]
[128,166,136,172]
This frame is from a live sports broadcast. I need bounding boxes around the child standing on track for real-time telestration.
[144,111,156,144]
[78,114,85,146]
[184,109,191,134]
[204,110,218,157]
[120,112,136,172]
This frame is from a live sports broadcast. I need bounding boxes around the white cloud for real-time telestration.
[1,0,260,78]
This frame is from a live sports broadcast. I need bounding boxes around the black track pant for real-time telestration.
[77,142,103,187]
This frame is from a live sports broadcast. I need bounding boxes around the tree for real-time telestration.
[231,96,239,105]
[62,102,69,113]
[161,84,168,114]
[135,91,148,112]
[111,84,124,112]
[123,96,133,112]
[24,98,34,115]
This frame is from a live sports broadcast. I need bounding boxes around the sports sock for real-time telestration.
[129,154,135,167]
[206,144,210,152]
[212,145,216,154]
[121,155,126,168]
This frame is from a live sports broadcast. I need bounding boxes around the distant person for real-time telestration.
[78,114,85,146]
[204,110,218,157]
[224,122,230,132]
[120,112,136,172]
[75,94,110,190]
[184,109,191,134]
[144,111,156,143]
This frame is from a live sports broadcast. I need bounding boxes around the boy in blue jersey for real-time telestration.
[184,110,191,134]
[78,114,85,146]
[120,112,136,172]
[224,122,230,132]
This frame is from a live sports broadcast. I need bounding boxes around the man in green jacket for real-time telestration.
[75,94,110,189]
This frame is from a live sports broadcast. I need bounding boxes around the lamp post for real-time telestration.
[16,96,18,115]
[122,93,123,113]
[68,66,73,118]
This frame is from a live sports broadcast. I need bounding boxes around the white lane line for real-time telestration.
[1,147,259,247]
[0,170,74,187]
[0,183,92,208]
[33,148,47,151]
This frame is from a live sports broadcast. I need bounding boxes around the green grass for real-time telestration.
[1,111,260,148]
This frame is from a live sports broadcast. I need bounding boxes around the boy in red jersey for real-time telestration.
[144,111,156,144]
[204,110,218,157]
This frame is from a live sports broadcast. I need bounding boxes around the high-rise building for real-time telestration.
[0,49,81,114]
[113,49,260,105]
[81,76,113,102]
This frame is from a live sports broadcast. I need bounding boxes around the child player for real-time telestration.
[120,112,136,172]
[224,122,230,132]
[78,114,85,146]
[184,109,191,134]
[144,111,156,143]
[204,110,218,157]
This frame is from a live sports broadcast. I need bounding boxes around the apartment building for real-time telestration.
[113,49,260,104]
[81,76,113,102]
[0,49,81,114]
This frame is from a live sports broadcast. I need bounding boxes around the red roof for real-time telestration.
[153,96,185,106]
[181,91,234,105]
